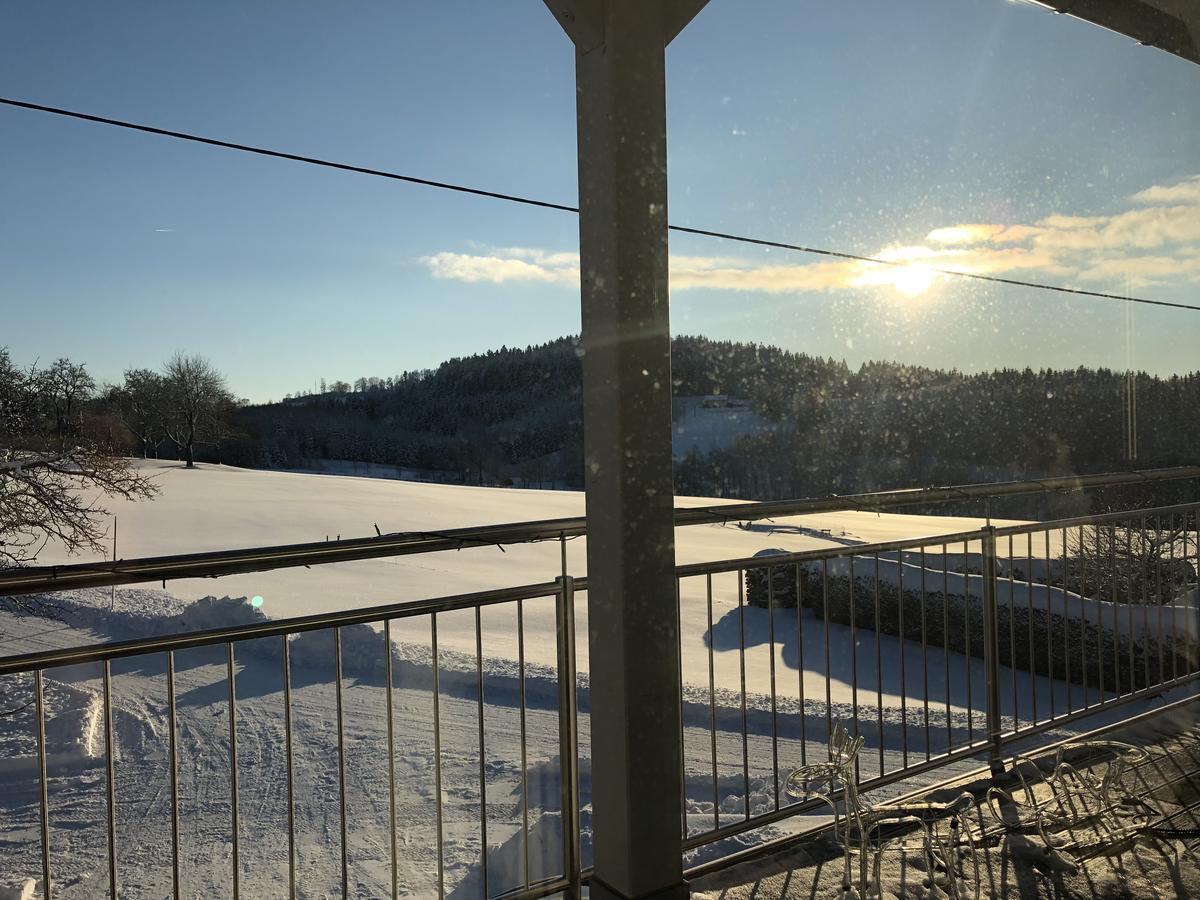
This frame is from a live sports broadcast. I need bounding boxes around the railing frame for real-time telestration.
[676,500,1200,859]
[2,495,1198,897]
[1,580,582,900]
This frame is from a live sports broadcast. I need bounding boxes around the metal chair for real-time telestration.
[785,722,980,899]
[984,739,1154,861]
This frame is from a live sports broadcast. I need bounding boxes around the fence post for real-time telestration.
[556,575,582,897]
[981,526,1005,775]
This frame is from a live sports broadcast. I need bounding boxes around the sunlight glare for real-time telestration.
[892,264,935,298]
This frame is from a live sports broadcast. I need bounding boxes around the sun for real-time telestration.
[891,264,935,297]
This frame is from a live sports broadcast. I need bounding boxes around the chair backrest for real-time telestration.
[784,721,865,803]
[830,721,865,775]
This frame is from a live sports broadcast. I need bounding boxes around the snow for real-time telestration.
[671,396,784,456]
[816,554,1200,640]
[0,880,35,900]
[19,460,1033,682]
[1,461,1190,897]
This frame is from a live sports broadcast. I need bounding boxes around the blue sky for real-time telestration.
[2,0,1197,402]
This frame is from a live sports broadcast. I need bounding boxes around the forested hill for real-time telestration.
[227,337,849,486]
[224,336,1200,504]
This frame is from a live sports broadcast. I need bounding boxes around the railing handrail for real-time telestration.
[674,466,1200,524]
[677,499,1200,578]
[992,500,1200,536]
[1,465,1196,598]
[0,580,561,675]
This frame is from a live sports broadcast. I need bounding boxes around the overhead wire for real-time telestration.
[3,95,1197,313]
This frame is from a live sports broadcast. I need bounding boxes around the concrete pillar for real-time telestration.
[543,1,708,896]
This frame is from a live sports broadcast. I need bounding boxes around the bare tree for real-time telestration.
[161,353,233,468]
[40,357,95,440]
[110,368,167,458]
[209,393,246,464]
[0,349,156,578]
[1065,518,1196,604]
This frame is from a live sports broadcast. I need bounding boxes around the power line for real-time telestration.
[3,95,1197,313]
[667,225,1200,313]
[0,97,578,215]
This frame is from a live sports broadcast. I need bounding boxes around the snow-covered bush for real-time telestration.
[745,549,801,608]
[288,622,391,681]
[812,566,1197,694]
[169,595,269,633]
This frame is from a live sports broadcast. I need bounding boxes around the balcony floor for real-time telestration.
[691,698,1200,899]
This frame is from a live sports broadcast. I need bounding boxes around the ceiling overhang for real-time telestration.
[1027,0,1199,65]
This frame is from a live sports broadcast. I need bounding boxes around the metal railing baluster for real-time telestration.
[981,526,1003,773]
[167,652,181,900]
[555,577,581,898]
[432,615,445,899]
[795,564,807,768]
[849,555,859,783]
[1045,529,1054,717]
[475,607,489,898]
[1080,525,1090,709]
[920,548,929,762]
[706,574,718,827]
[516,599,530,892]
[228,643,241,900]
[738,569,749,817]
[1008,534,1018,731]
[282,635,296,900]
[942,544,951,753]
[1063,526,1072,713]
[384,621,398,900]
[1141,515,1150,694]
[1185,511,1195,681]
[767,563,779,808]
[1170,513,1180,682]
[822,558,833,761]
[35,670,52,900]
[334,630,348,898]
[963,539,973,744]
[1153,515,1164,686]
[874,553,883,777]
[1104,525,1113,700]
[677,578,687,836]
[103,660,118,900]
[1028,531,1037,723]
[1126,522,1136,696]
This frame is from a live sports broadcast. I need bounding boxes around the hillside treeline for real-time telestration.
[218,336,1199,513]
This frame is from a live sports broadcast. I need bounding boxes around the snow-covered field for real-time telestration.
[1,462,1193,898]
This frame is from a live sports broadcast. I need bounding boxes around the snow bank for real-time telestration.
[816,558,1196,696]
[755,555,1200,641]
[0,879,36,900]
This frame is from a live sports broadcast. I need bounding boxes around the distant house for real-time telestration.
[671,395,787,457]
[701,395,750,409]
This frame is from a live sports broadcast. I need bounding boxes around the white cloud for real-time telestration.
[421,174,1200,297]
[1077,254,1200,288]
[1132,175,1200,206]
[422,251,579,286]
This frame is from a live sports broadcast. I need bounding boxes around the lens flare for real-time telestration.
[892,265,935,297]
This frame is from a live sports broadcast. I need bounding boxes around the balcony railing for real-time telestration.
[676,502,1199,866]
[1,476,1197,898]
